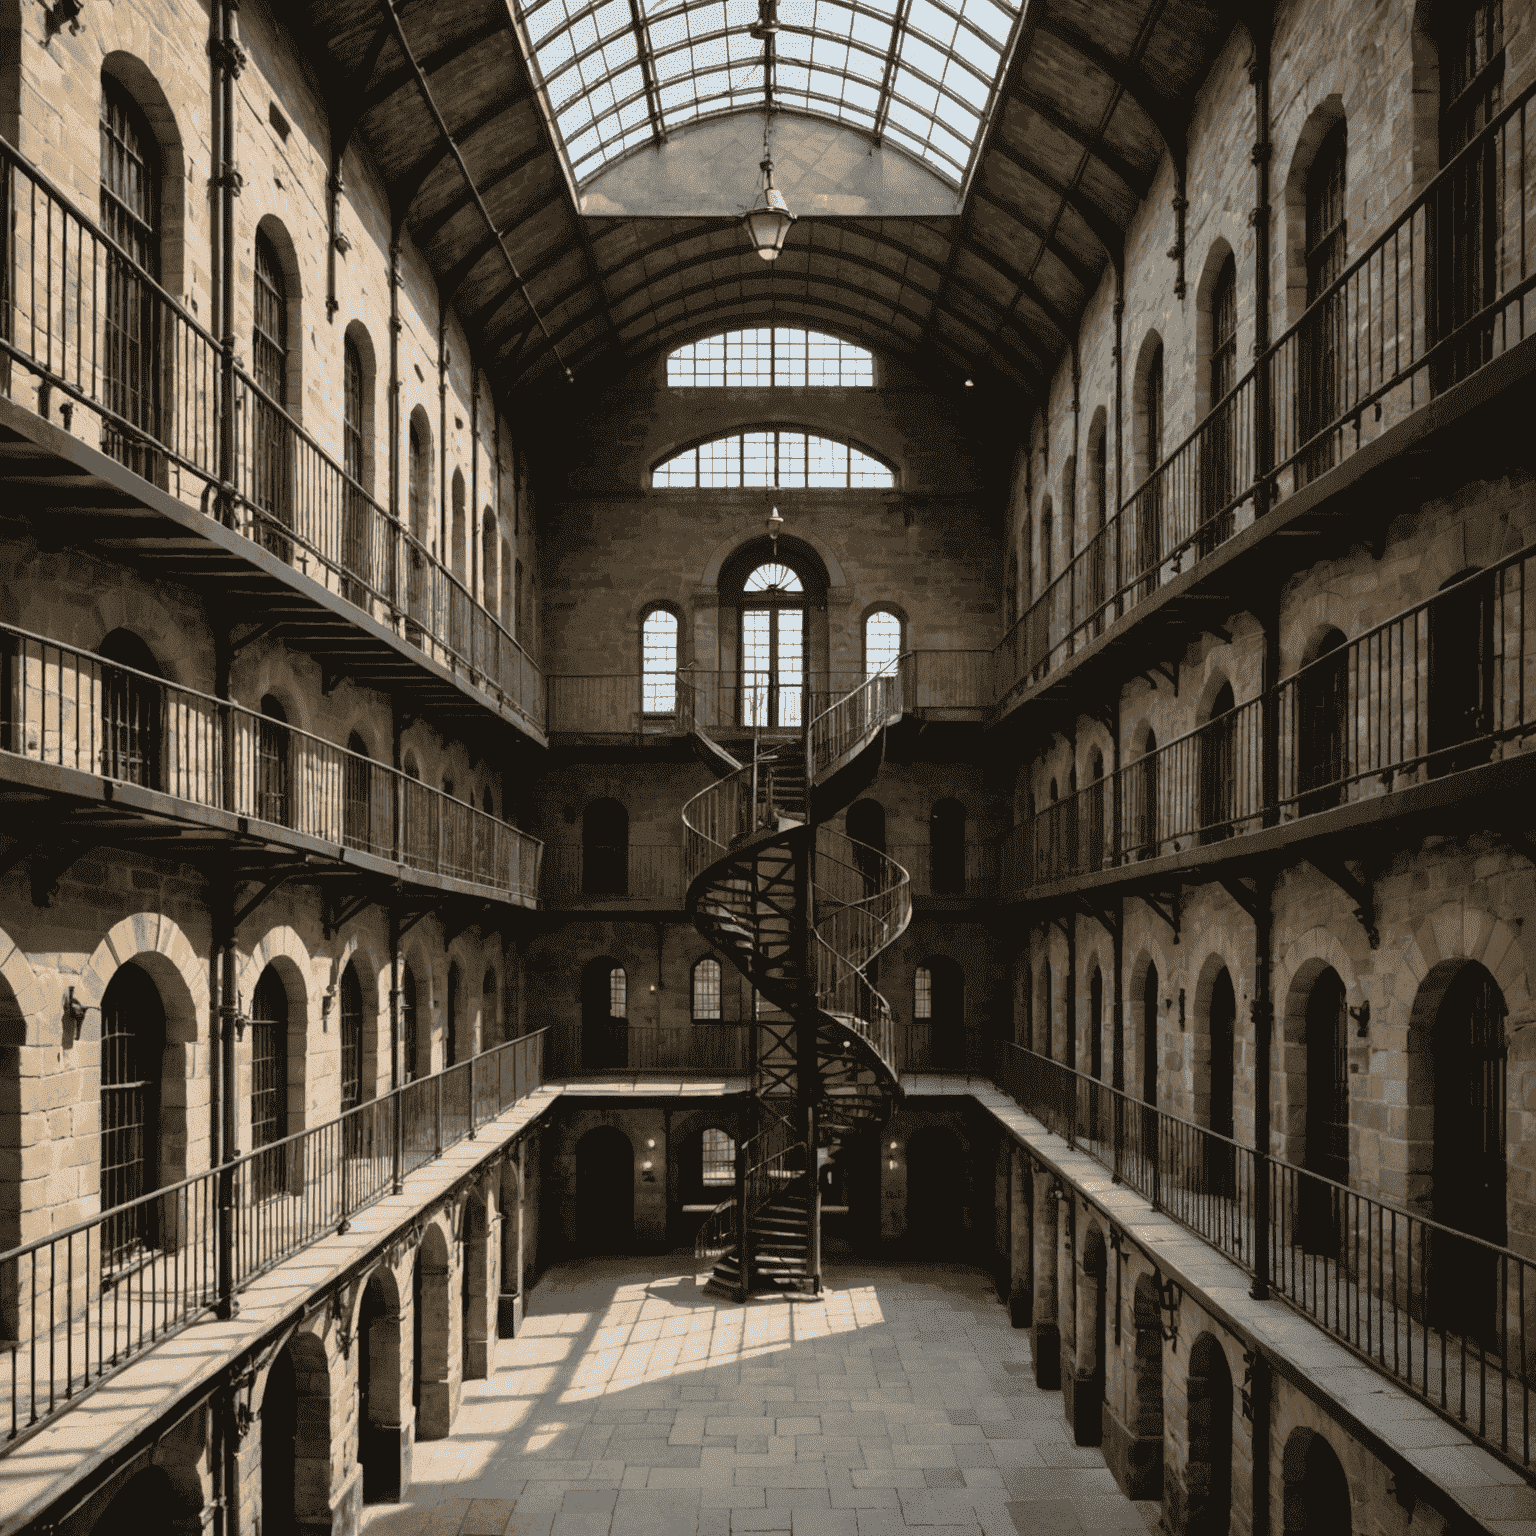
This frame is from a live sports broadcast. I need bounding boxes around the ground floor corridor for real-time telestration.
[357,1256,1161,1536]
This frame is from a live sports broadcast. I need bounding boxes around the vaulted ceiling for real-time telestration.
[301,0,1241,404]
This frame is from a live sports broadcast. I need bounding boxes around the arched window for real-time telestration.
[341,334,370,605]
[1300,968,1349,1255]
[100,962,165,1267]
[1297,629,1348,812]
[652,431,893,489]
[915,958,965,1069]
[1135,343,1164,595]
[1434,1,1504,386]
[252,230,291,552]
[1301,120,1347,481]
[740,561,805,729]
[97,629,162,788]
[450,471,467,584]
[1039,502,1054,591]
[1198,682,1236,843]
[692,958,721,1020]
[401,963,419,1083]
[481,510,498,617]
[100,76,160,479]
[257,695,291,828]
[250,966,289,1197]
[864,610,902,677]
[701,1128,734,1186]
[446,961,462,1068]
[642,609,680,714]
[1201,254,1238,553]
[1134,729,1159,859]
[667,329,875,387]
[583,799,629,895]
[483,967,500,1049]
[929,798,966,895]
[344,731,372,852]
[340,963,363,1114]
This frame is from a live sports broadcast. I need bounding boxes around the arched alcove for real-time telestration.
[575,1126,634,1251]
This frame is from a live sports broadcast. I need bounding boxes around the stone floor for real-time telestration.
[358,1253,1162,1536]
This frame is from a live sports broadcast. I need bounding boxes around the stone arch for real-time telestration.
[254,215,304,420]
[1131,330,1165,488]
[1071,1222,1107,1446]
[1183,1332,1233,1536]
[1281,1425,1352,1535]
[697,524,847,591]
[79,913,203,1041]
[235,924,312,1020]
[1277,931,1366,1167]
[259,1328,333,1536]
[413,1217,454,1439]
[354,1263,404,1503]
[1191,950,1242,1150]
[1193,238,1238,419]
[100,51,188,299]
[1122,1271,1165,1498]
[1282,95,1348,327]
[89,1463,203,1536]
[462,1190,491,1380]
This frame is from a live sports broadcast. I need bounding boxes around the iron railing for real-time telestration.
[897,651,993,712]
[993,1043,1536,1473]
[1004,544,1536,893]
[694,1111,807,1292]
[0,624,542,903]
[0,135,543,735]
[0,1029,546,1450]
[994,77,1536,703]
[546,1022,753,1076]
[885,842,998,898]
[539,843,685,904]
[808,667,903,779]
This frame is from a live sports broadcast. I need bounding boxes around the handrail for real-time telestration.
[0,623,542,902]
[0,133,544,735]
[0,1029,548,1449]
[994,1042,1536,1474]
[808,665,902,778]
[994,75,1536,701]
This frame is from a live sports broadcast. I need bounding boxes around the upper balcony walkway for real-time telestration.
[0,139,544,745]
[0,623,543,910]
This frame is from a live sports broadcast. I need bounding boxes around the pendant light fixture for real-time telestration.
[743,155,795,262]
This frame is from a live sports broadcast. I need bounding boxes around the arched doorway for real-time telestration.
[583,799,629,895]
[462,1196,488,1380]
[1135,730,1159,859]
[344,732,373,851]
[847,799,886,895]
[1431,960,1507,1343]
[1282,1427,1352,1536]
[357,1269,402,1502]
[260,1346,297,1535]
[1428,568,1494,777]
[1301,969,1349,1255]
[1126,1275,1165,1498]
[905,1127,965,1251]
[581,958,627,1069]
[250,966,289,1200]
[256,695,291,826]
[413,1224,452,1439]
[339,962,364,1115]
[915,958,965,1069]
[930,798,967,894]
[1205,968,1236,1197]
[1297,630,1348,813]
[1071,1224,1106,1446]
[1198,683,1236,843]
[100,961,166,1269]
[261,1336,333,1532]
[1184,1334,1232,1536]
[575,1127,634,1251]
[97,629,162,788]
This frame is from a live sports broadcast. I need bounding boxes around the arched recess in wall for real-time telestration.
[481,508,499,615]
[462,1194,489,1381]
[413,1221,452,1440]
[90,1464,202,1536]
[905,1126,965,1250]
[450,470,467,585]
[575,1126,634,1252]
[356,1265,403,1502]
[1073,1223,1107,1446]
[1127,1274,1165,1498]
[97,629,164,789]
[1281,1427,1352,1535]
[99,961,169,1271]
[1197,678,1237,844]
[407,407,435,550]
[1184,1333,1232,1536]
[1195,241,1239,553]
[261,1330,332,1532]
[101,53,187,300]
[1196,959,1237,1197]
[1129,332,1165,597]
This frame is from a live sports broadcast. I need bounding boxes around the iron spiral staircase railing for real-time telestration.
[681,668,911,1299]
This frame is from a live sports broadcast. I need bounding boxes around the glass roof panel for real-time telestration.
[515,0,1022,191]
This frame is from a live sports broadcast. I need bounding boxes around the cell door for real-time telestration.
[100,964,164,1268]
[250,967,288,1200]
[1301,969,1349,1255]
[741,606,805,728]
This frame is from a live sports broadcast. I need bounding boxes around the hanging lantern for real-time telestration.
[743,157,795,262]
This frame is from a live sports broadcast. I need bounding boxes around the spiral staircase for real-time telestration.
[682,670,912,1299]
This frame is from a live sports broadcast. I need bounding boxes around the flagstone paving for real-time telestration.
[358,1254,1162,1536]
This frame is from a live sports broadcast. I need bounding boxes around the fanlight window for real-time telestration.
[745,563,803,593]
[515,0,1023,190]
[668,329,874,388]
[866,610,902,675]
[653,431,893,489]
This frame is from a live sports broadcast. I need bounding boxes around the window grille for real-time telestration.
[401,964,418,1083]
[1301,122,1347,480]
[100,963,163,1269]
[250,967,288,1199]
[701,1128,734,1186]
[609,967,627,1018]
[865,611,902,676]
[342,337,370,604]
[344,732,371,852]
[667,329,875,388]
[256,696,291,827]
[252,231,290,550]
[643,609,679,713]
[99,78,159,478]
[340,965,363,1114]
[914,967,932,1019]
[693,958,721,1020]
[653,431,893,488]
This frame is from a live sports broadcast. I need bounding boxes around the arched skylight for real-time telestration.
[514,0,1024,191]
[668,329,875,387]
[653,430,893,487]
[745,563,803,592]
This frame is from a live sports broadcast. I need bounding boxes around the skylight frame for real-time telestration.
[513,0,1024,194]
[651,428,896,488]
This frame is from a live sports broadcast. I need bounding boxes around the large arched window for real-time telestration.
[100,75,160,479]
[652,431,893,488]
[692,958,721,1021]
[642,608,680,714]
[701,1128,734,1187]
[667,329,875,387]
[252,229,291,552]
[100,962,165,1267]
[743,562,804,728]
[865,610,902,677]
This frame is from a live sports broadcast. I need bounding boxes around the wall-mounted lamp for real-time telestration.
[1349,1000,1370,1038]
[646,1138,656,1149]
[62,986,88,1045]
[41,0,84,43]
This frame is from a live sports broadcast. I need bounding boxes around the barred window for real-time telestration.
[401,964,419,1082]
[653,431,893,489]
[915,966,932,1020]
[701,1128,735,1185]
[339,964,363,1113]
[667,330,875,388]
[693,958,722,1020]
[609,966,627,1018]
[643,609,679,713]
[865,611,902,676]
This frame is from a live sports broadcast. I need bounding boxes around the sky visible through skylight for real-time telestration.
[515,0,1024,191]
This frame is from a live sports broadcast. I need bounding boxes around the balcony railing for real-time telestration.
[995,76,1536,702]
[540,843,685,904]
[885,842,997,898]
[994,1043,1536,1475]
[1004,543,1536,892]
[0,624,542,903]
[0,1029,547,1451]
[0,135,543,735]
[547,1022,753,1076]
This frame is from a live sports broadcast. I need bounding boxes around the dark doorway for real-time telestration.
[1198,683,1236,843]
[905,1127,966,1251]
[97,630,162,788]
[1428,569,1494,777]
[929,798,966,895]
[847,799,886,895]
[581,959,628,1069]
[1185,1335,1232,1536]
[1301,969,1349,1255]
[576,1127,634,1252]
[1296,630,1347,813]
[357,1273,397,1502]
[583,799,629,895]
[1281,1428,1352,1536]
[260,1346,298,1534]
[1206,969,1236,1197]
[99,962,165,1270]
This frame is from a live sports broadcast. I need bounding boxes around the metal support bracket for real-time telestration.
[324,885,379,939]
[1141,886,1181,944]
[1306,857,1379,949]
[233,869,304,929]
[1138,662,1178,696]
[1218,874,1262,922]
[230,617,281,655]
[1156,1272,1181,1348]
[1240,1347,1257,1421]
[441,902,494,947]
[1075,897,1118,938]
